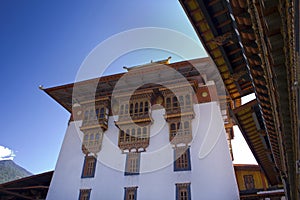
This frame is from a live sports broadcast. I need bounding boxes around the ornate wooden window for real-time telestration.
[124,187,137,200]
[243,175,255,190]
[82,156,96,178]
[176,183,191,200]
[134,103,138,116]
[82,129,103,153]
[120,100,150,120]
[99,107,105,118]
[169,120,192,144]
[173,96,178,109]
[144,102,149,113]
[166,97,171,109]
[137,128,141,139]
[174,147,191,171]
[130,103,133,116]
[164,94,193,114]
[79,189,91,200]
[118,126,148,150]
[82,109,96,126]
[125,153,140,176]
[81,103,109,130]
[116,93,152,152]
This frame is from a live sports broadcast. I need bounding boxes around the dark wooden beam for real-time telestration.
[0,189,35,200]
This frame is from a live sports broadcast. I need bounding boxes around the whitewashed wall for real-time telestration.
[46,102,239,200]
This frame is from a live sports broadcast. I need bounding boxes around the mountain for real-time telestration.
[0,160,32,184]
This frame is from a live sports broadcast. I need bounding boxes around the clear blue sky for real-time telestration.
[0,0,207,174]
[0,1,257,174]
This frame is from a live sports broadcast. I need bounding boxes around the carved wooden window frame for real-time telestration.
[81,156,96,178]
[122,100,149,118]
[125,153,140,176]
[124,187,137,200]
[165,94,192,112]
[174,147,191,171]
[82,130,103,153]
[243,175,255,190]
[82,105,108,126]
[169,121,191,140]
[79,189,91,200]
[119,126,149,143]
[176,183,191,200]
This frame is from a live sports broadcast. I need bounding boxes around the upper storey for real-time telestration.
[43,57,219,118]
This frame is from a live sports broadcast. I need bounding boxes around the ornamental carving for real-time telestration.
[159,82,196,120]
[80,98,110,154]
[168,119,193,145]
[114,91,153,152]
[117,124,150,152]
[159,83,196,145]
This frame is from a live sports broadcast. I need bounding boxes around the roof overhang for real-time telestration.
[180,0,299,198]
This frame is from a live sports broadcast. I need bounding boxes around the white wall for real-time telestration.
[46,102,239,200]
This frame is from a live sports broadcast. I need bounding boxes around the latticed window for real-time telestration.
[120,130,125,141]
[176,183,191,200]
[173,96,178,108]
[124,100,149,117]
[82,156,96,178]
[174,147,191,171]
[82,131,102,151]
[142,127,148,140]
[137,128,141,139]
[125,153,140,175]
[119,127,149,143]
[79,189,91,200]
[243,175,255,190]
[169,121,191,139]
[165,94,192,112]
[170,123,177,138]
[99,107,105,118]
[139,102,143,113]
[134,103,138,115]
[124,187,137,200]
[144,102,149,113]
[82,105,108,126]
[166,97,171,109]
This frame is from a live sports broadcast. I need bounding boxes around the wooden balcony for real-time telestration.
[117,113,152,125]
[118,139,149,152]
[82,140,101,154]
[164,106,194,119]
[81,118,108,131]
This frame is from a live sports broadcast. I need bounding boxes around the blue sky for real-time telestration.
[0,0,204,174]
[0,1,256,174]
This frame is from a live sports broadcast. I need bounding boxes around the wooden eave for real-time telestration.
[234,164,261,171]
[180,0,283,174]
[229,0,298,199]
[181,0,299,197]
[232,100,280,185]
[43,58,211,113]
[179,0,254,100]
[0,171,53,200]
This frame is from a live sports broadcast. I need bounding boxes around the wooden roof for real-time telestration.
[43,57,221,112]
[234,164,261,171]
[0,171,53,200]
[232,100,280,185]
[180,0,299,199]
[180,0,254,100]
